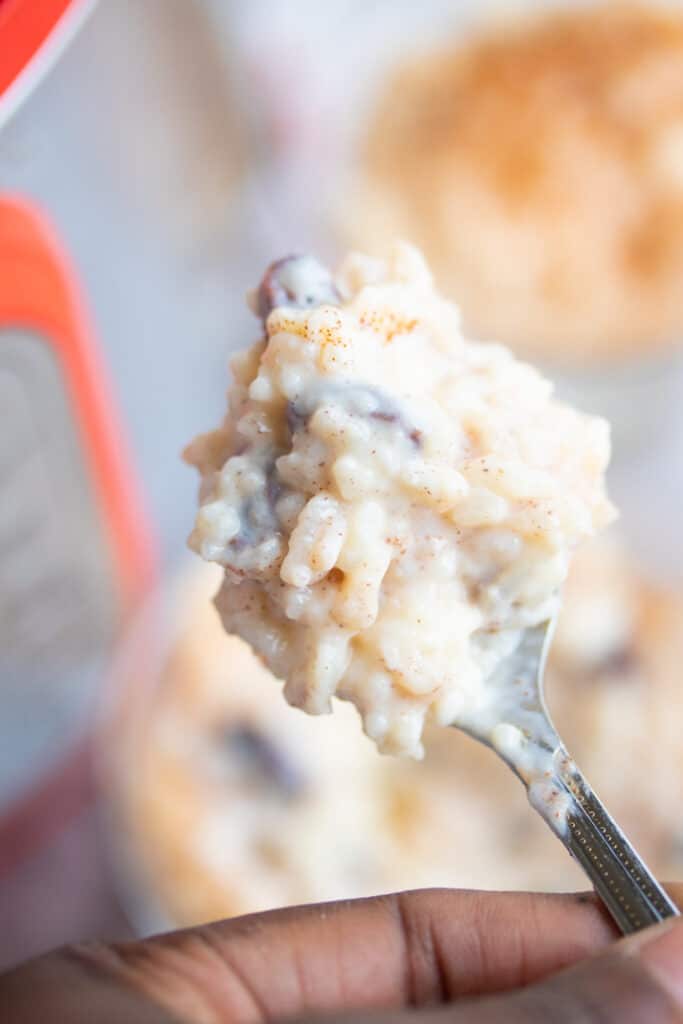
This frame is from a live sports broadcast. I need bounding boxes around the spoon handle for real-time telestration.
[551,749,679,934]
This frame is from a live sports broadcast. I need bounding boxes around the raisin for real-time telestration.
[217,722,305,798]
[256,255,340,322]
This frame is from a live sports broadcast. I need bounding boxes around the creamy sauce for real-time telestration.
[455,618,574,835]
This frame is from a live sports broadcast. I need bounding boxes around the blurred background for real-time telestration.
[3,0,683,970]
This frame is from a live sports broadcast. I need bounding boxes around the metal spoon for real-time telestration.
[456,618,680,934]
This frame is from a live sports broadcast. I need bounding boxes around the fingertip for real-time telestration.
[625,916,683,1010]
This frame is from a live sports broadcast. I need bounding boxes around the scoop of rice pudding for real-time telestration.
[186,244,614,757]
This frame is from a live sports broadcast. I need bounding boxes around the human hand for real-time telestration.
[2,887,682,1022]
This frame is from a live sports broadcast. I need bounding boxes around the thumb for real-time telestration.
[444,914,683,1023]
[321,915,683,1024]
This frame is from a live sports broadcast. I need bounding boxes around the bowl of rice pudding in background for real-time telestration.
[339,3,683,454]
[100,534,683,933]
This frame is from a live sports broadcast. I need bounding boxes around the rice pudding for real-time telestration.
[186,244,613,757]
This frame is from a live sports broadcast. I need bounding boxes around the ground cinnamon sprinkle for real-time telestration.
[368,4,683,208]
[359,4,683,360]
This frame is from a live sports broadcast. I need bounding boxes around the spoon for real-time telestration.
[456,618,680,934]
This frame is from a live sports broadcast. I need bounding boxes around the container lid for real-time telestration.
[0,0,97,126]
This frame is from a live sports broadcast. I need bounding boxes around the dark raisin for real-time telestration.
[367,401,421,448]
[286,401,308,438]
[600,645,639,677]
[217,722,305,798]
[265,464,283,508]
[370,409,397,424]
[256,255,340,323]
